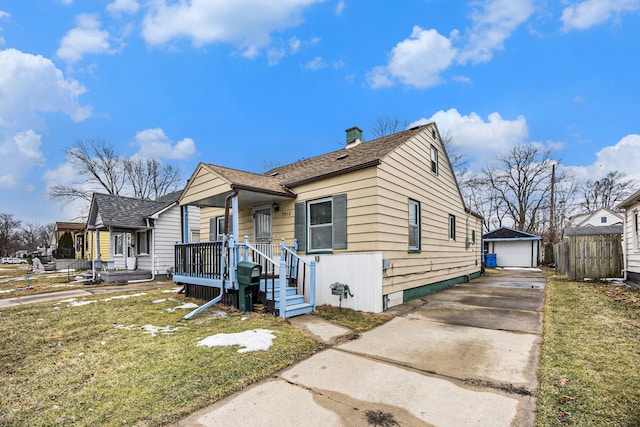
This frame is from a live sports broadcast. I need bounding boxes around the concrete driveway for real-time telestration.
[179,269,546,427]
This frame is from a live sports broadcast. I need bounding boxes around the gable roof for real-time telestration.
[88,193,178,229]
[567,207,623,226]
[564,224,623,237]
[618,188,640,209]
[265,125,429,187]
[483,227,541,241]
[54,221,86,231]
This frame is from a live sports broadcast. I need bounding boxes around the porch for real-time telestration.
[173,237,316,319]
[97,269,153,283]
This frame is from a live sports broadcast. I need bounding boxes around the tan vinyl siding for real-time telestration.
[181,165,232,206]
[624,204,640,274]
[283,168,379,251]
[376,125,481,294]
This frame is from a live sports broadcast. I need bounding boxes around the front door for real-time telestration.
[253,206,273,245]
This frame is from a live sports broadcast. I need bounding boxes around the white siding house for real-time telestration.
[618,190,640,285]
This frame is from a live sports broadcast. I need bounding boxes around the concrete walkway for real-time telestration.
[178,269,546,427]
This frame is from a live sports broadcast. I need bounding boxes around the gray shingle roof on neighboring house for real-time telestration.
[564,224,623,236]
[89,193,177,229]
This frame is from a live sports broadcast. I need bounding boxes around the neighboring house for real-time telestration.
[618,189,640,285]
[51,222,86,259]
[566,207,623,227]
[483,227,541,268]
[86,191,200,282]
[176,123,483,317]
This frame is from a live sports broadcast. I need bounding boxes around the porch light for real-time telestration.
[272,202,279,212]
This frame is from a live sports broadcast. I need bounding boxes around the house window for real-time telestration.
[136,230,150,255]
[635,211,640,250]
[295,194,347,253]
[114,233,124,256]
[601,216,607,224]
[308,198,333,252]
[75,235,83,252]
[409,199,421,251]
[449,215,456,241]
[430,145,439,175]
[210,216,232,241]
[472,229,476,244]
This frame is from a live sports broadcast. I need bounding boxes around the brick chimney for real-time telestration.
[345,126,363,148]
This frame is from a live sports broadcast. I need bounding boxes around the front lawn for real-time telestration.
[0,290,319,426]
[0,264,96,297]
[536,273,640,426]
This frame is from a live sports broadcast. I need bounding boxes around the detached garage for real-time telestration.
[483,227,541,268]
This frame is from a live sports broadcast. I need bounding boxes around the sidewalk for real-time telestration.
[178,270,545,426]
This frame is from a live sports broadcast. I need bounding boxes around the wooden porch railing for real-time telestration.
[174,241,225,279]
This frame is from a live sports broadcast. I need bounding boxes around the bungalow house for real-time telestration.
[566,207,623,227]
[618,189,640,285]
[175,123,483,318]
[86,190,200,282]
[51,221,86,259]
[483,227,541,268]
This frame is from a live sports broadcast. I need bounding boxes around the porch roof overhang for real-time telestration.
[189,185,295,209]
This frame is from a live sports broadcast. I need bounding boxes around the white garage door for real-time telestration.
[494,241,534,267]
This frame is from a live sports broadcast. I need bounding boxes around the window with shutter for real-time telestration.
[295,194,347,253]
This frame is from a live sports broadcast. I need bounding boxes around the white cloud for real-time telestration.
[410,108,529,169]
[267,47,286,66]
[14,130,44,161]
[106,0,140,16]
[579,134,640,180]
[368,26,457,89]
[289,36,302,53]
[141,0,323,57]
[303,56,327,70]
[458,0,535,64]
[133,128,196,160]
[0,10,9,19]
[336,1,345,15]
[0,48,91,123]
[561,0,640,31]
[57,14,112,63]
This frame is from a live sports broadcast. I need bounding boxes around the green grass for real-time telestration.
[314,304,391,332]
[536,273,640,426]
[0,290,319,426]
[0,264,96,297]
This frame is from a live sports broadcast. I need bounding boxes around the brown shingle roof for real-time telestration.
[266,125,429,187]
[54,222,86,231]
[198,125,429,197]
[203,164,296,197]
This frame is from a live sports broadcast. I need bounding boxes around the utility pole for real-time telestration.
[550,164,556,244]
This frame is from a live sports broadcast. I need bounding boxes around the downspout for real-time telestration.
[222,191,239,295]
[622,210,628,281]
[146,218,155,281]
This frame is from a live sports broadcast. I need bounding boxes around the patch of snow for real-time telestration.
[497,267,542,272]
[241,316,248,321]
[140,324,182,337]
[161,287,183,293]
[197,329,276,353]
[166,302,199,313]
[114,324,136,331]
[102,292,146,302]
[152,298,167,304]
[0,289,13,294]
[69,300,97,307]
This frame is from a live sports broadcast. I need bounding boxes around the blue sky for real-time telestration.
[1,0,639,224]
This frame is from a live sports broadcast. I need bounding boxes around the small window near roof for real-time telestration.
[430,145,438,175]
[601,216,607,223]
[449,215,456,241]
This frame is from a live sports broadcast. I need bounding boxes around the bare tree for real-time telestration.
[369,115,409,139]
[579,171,636,211]
[484,144,565,233]
[48,139,183,211]
[123,157,181,200]
[0,213,22,257]
[49,140,125,203]
[461,174,508,233]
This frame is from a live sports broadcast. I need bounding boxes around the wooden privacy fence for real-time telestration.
[554,234,623,280]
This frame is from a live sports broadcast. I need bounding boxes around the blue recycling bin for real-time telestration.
[485,253,497,268]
